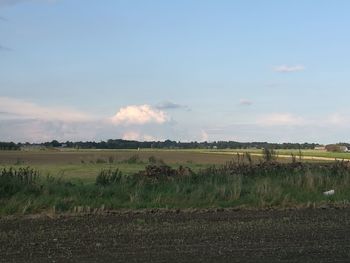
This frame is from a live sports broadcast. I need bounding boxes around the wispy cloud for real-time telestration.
[274,65,305,73]
[122,131,156,141]
[0,0,58,7]
[239,99,253,106]
[326,113,350,127]
[0,16,7,21]
[0,96,92,122]
[200,130,209,141]
[0,0,28,7]
[111,105,169,126]
[0,45,11,51]
[122,131,140,140]
[156,101,190,111]
[257,113,305,126]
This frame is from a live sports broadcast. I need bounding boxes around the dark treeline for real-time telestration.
[0,142,20,150]
[1,139,322,150]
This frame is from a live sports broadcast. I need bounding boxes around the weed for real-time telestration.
[96,168,123,186]
[0,167,40,198]
[96,158,107,164]
[262,148,278,162]
[126,154,141,164]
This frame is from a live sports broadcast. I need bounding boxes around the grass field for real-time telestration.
[0,148,348,182]
[0,149,241,182]
[201,148,350,160]
[1,148,350,215]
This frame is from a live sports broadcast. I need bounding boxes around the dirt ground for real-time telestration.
[1,208,350,262]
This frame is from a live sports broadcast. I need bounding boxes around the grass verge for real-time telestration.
[1,155,350,215]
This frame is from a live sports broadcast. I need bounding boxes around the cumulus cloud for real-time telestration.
[111,105,169,125]
[0,98,175,142]
[0,96,92,122]
[239,99,253,106]
[274,65,305,73]
[257,113,305,126]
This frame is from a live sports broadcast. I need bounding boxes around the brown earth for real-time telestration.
[1,208,350,262]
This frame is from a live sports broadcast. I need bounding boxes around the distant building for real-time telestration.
[314,146,326,151]
[325,144,348,152]
[20,144,46,151]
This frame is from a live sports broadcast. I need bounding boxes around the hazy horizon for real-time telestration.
[1,0,350,144]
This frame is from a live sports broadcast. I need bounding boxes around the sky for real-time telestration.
[1,0,350,143]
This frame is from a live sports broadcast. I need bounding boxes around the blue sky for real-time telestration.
[1,0,350,143]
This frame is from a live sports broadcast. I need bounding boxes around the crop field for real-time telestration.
[1,208,350,262]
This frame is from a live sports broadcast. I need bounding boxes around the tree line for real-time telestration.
[1,139,321,150]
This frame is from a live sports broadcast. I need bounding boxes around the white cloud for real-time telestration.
[274,65,305,73]
[326,113,350,127]
[0,98,174,142]
[0,119,98,142]
[0,97,92,122]
[257,113,305,126]
[122,131,157,141]
[200,130,209,141]
[111,105,169,125]
[122,131,140,140]
[239,99,253,106]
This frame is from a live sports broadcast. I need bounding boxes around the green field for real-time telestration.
[0,149,240,182]
[0,148,348,183]
[201,148,350,160]
[1,148,350,215]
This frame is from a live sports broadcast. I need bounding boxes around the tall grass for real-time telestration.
[1,155,350,214]
[0,167,40,198]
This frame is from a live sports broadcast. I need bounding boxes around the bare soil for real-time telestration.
[1,208,350,262]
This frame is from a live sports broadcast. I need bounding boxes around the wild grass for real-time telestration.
[1,151,350,215]
[0,167,40,198]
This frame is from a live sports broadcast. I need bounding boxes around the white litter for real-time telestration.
[323,189,335,196]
